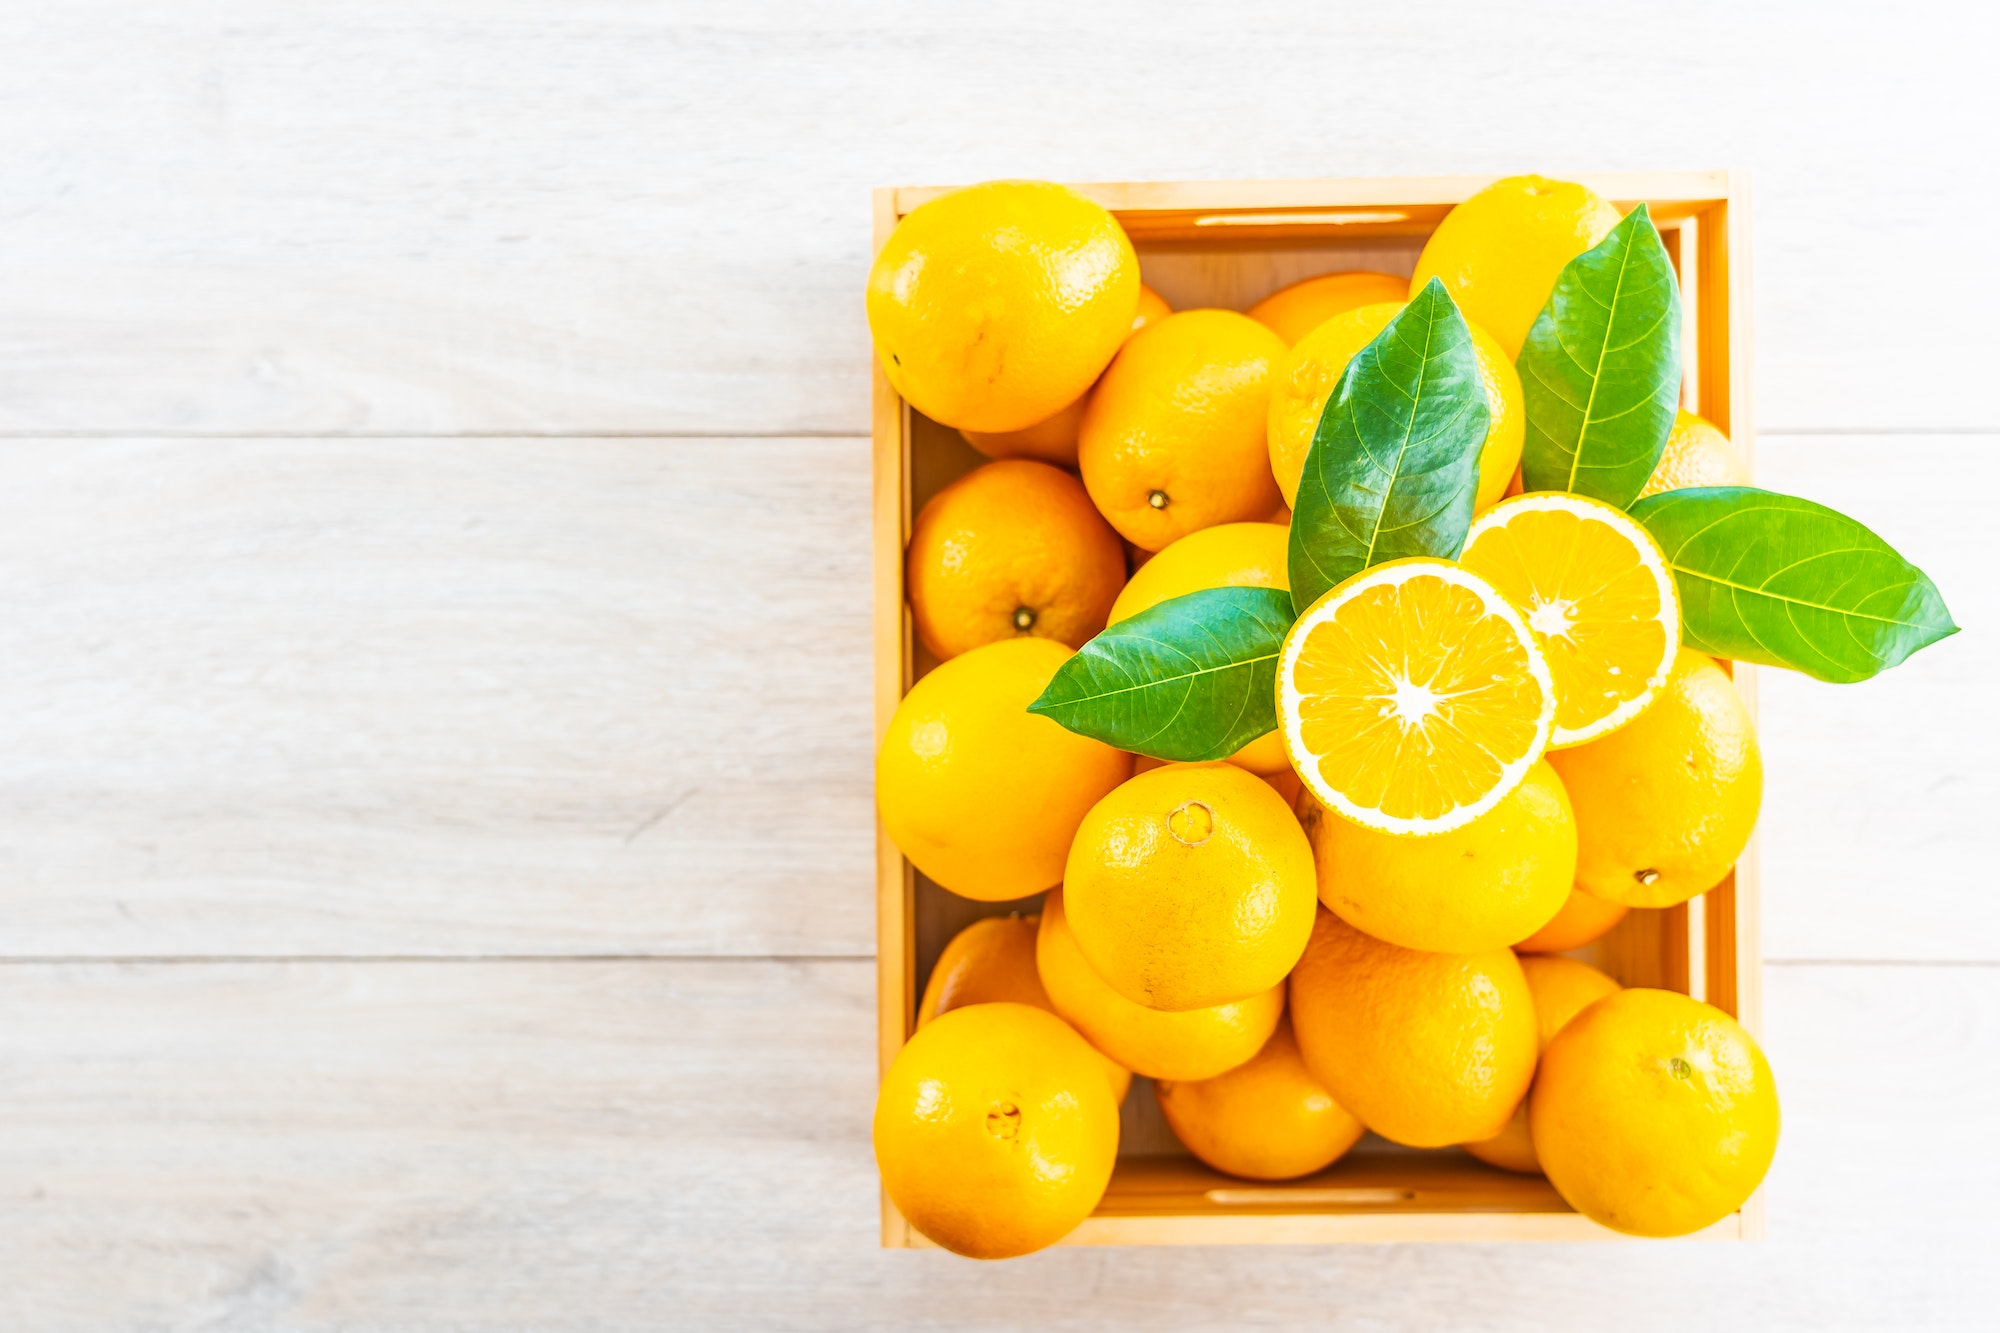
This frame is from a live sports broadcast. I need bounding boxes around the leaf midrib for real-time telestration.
[1565,222,1637,494]
[1666,561,1937,629]
[1359,305,1439,569]
[1041,646,1283,705]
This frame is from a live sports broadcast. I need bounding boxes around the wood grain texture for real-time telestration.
[3,434,1987,962]
[2,958,1994,1330]
[0,438,874,957]
[3,2,1995,436]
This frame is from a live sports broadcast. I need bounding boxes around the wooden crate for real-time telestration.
[872,173,1759,1246]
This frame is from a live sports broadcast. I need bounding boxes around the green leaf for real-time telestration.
[1027,586,1295,761]
[1288,276,1490,614]
[1518,204,1682,507]
[1629,486,1957,684]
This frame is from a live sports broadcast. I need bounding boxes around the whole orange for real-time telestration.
[1245,270,1411,346]
[876,638,1133,901]
[1037,887,1283,1081]
[874,1002,1120,1258]
[1409,175,1624,358]
[1532,988,1780,1236]
[906,459,1126,661]
[1079,310,1287,551]
[1462,954,1621,1173]
[1062,762,1317,1011]
[1549,648,1762,908]
[1289,909,1537,1147]
[1156,1015,1365,1180]
[1302,758,1576,954]
[868,180,1138,433]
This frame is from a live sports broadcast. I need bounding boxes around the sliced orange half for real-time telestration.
[1458,493,1680,748]
[1277,558,1555,837]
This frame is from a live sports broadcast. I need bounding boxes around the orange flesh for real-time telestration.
[1461,507,1670,738]
[1293,575,1546,824]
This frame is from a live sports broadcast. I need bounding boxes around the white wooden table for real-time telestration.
[4,4,1996,1328]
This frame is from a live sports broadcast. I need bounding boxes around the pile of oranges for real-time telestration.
[869,176,1779,1260]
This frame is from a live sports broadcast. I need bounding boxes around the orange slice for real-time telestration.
[1458,493,1680,748]
[1277,559,1554,836]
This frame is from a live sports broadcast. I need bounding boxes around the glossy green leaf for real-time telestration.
[1518,204,1682,507]
[1629,486,1957,683]
[1288,276,1490,613]
[1026,586,1294,761]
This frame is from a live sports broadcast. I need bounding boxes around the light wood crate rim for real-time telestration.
[871,172,1759,1249]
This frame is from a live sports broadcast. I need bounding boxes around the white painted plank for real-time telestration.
[1,958,1994,1329]
[2,2,1995,436]
[1756,435,1995,962]
[0,438,874,957]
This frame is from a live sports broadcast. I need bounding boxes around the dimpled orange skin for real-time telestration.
[868,180,1138,433]
[1409,175,1625,359]
[1300,759,1576,954]
[1156,1014,1365,1180]
[1266,302,1523,515]
[906,459,1127,662]
[1531,988,1780,1237]
[1078,310,1288,551]
[873,1002,1121,1259]
[1063,762,1317,1011]
[1549,649,1762,909]
[876,638,1133,902]
[1244,270,1411,346]
[1638,411,1752,499]
[1463,955,1622,1173]
[1105,521,1292,776]
[1289,909,1537,1147]
[1037,888,1284,1081]
[958,286,1175,465]
[1513,887,1630,954]
[918,914,1132,1103]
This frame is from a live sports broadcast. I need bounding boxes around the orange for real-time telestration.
[1639,410,1752,499]
[1078,310,1287,551]
[1105,520,1292,775]
[876,638,1133,901]
[1463,955,1621,1173]
[1156,1015,1365,1180]
[1289,910,1537,1147]
[1459,492,1681,748]
[1131,281,1173,333]
[1532,988,1780,1236]
[918,914,1132,1103]
[1245,270,1410,346]
[1267,302,1523,514]
[1062,762,1316,1011]
[1301,759,1575,954]
[958,284,1176,465]
[906,459,1127,661]
[1549,648,1762,908]
[1277,558,1554,837]
[1513,888,1630,954]
[1038,888,1284,1081]
[873,1002,1120,1258]
[868,179,1139,432]
[1410,175,1624,358]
